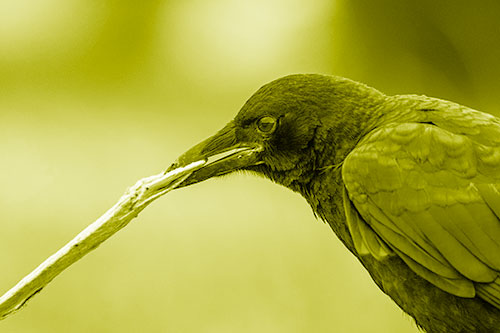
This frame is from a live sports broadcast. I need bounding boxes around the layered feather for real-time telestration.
[342,115,500,309]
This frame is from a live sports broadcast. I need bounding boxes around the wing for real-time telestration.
[342,113,500,309]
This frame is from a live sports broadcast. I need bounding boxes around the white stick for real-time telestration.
[0,160,205,320]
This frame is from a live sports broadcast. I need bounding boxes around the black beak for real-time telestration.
[167,121,263,188]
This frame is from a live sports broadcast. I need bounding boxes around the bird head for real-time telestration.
[168,74,385,191]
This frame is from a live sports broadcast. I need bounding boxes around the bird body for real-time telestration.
[171,74,500,332]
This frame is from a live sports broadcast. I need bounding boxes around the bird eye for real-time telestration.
[256,116,277,133]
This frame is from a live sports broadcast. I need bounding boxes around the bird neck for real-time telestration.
[281,91,391,252]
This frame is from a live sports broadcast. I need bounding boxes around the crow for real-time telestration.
[168,74,500,332]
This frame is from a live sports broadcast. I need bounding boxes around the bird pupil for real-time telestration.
[258,117,276,132]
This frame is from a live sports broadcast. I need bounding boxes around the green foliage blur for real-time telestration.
[1,1,499,332]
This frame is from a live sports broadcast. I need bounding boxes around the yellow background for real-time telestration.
[1,1,500,332]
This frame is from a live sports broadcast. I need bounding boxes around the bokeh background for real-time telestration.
[1,1,500,332]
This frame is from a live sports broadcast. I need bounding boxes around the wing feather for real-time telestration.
[366,201,462,279]
[342,186,370,256]
[358,217,392,260]
[342,120,500,308]
[414,210,497,282]
[393,248,475,298]
[476,184,500,235]
[477,278,500,308]
[429,205,500,268]
[342,186,391,260]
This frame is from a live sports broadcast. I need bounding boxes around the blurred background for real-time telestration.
[1,1,500,332]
